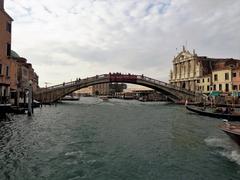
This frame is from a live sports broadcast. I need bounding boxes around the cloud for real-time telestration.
[5,0,240,86]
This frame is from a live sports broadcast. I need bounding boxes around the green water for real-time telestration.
[0,97,240,180]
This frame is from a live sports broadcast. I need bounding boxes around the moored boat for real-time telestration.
[186,105,240,121]
[99,96,109,102]
[219,121,240,146]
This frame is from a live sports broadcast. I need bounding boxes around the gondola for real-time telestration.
[219,122,240,146]
[186,105,240,121]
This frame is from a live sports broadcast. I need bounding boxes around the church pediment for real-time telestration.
[173,51,194,63]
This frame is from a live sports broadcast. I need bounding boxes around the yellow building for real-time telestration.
[232,69,240,91]
[75,86,93,96]
[211,69,232,92]
[196,75,211,93]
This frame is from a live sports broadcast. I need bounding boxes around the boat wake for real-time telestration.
[205,137,240,165]
[219,150,240,165]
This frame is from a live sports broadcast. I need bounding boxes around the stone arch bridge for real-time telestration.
[34,73,202,104]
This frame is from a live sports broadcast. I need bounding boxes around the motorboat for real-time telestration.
[219,121,240,146]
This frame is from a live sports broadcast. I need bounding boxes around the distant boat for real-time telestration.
[219,121,240,146]
[186,105,240,121]
[99,96,109,102]
[62,95,80,101]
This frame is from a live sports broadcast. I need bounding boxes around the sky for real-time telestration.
[5,0,240,87]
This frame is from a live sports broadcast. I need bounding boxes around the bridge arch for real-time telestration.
[34,73,201,103]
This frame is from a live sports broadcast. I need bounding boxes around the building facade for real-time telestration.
[0,0,39,104]
[170,46,240,94]
[232,69,240,91]
[92,83,127,95]
[75,86,93,96]
[10,53,39,105]
[0,0,13,103]
[170,46,202,91]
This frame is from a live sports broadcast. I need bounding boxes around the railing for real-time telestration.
[36,73,200,97]
[136,75,197,96]
[36,74,109,93]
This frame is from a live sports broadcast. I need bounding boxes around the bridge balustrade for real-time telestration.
[35,73,201,104]
[138,75,196,96]
[109,73,137,82]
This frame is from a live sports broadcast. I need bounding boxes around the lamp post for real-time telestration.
[28,80,33,116]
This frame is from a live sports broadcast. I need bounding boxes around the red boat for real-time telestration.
[219,122,240,146]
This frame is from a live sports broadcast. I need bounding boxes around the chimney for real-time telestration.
[0,0,4,10]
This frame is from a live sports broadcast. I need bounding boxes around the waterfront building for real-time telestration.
[92,83,109,95]
[0,0,13,103]
[211,69,232,92]
[170,46,240,94]
[10,52,39,105]
[0,0,39,105]
[92,83,127,96]
[169,46,203,92]
[232,68,240,91]
[196,75,211,93]
[75,86,93,96]
[109,83,127,95]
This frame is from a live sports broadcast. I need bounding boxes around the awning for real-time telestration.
[209,91,221,96]
[232,91,239,97]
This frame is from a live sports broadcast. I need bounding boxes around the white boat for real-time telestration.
[62,95,80,101]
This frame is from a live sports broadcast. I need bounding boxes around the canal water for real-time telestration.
[0,97,240,180]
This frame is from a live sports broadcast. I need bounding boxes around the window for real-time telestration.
[7,43,11,56]
[219,84,222,91]
[233,85,238,90]
[6,65,9,77]
[202,86,204,91]
[214,74,218,81]
[0,64,2,75]
[213,84,216,91]
[225,73,229,80]
[6,22,11,33]
[197,79,200,83]
[207,85,210,91]
[207,78,210,82]
[202,79,204,83]
[233,72,237,78]
[225,84,229,92]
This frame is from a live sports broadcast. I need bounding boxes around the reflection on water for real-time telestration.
[0,97,240,180]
